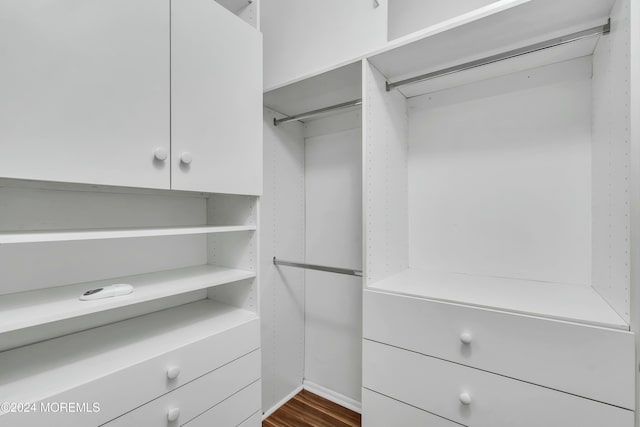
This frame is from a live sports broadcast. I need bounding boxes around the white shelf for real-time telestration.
[0,224,256,244]
[0,299,258,402]
[0,265,256,334]
[264,61,362,118]
[368,268,628,330]
[369,0,614,97]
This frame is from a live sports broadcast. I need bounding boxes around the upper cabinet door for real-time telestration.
[262,0,388,89]
[0,0,170,189]
[171,0,263,195]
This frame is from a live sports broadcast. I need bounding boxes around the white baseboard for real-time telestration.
[262,384,304,420]
[303,380,362,414]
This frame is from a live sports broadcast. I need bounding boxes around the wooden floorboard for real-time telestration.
[263,390,361,427]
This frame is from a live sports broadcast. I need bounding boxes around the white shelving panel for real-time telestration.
[0,225,255,245]
[0,265,256,335]
[369,0,614,96]
[368,268,628,330]
[264,62,362,119]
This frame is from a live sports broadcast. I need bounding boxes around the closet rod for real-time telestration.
[386,20,610,92]
[273,257,363,277]
[273,99,362,126]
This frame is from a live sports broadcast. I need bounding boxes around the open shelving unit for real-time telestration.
[363,0,631,330]
[0,180,260,350]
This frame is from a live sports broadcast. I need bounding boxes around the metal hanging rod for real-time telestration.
[386,20,611,92]
[273,99,363,126]
[273,257,363,277]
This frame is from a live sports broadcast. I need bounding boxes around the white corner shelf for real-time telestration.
[0,299,258,402]
[368,268,628,331]
[0,265,256,334]
[0,224,256,245]
[369,0,614,97]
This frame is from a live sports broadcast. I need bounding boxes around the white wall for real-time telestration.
[261,0,387,90]
[406,58,592,285]
[303,111,363,406]
[261,109,306,413]
[388,0,499,40]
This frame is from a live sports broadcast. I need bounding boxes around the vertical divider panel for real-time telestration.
[363,60,409,285]
[628,0,640,422]
[592,0,632,324]
[260,108,306,414]
[206,194,259,312]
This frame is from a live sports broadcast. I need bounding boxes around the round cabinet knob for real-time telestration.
[154,147,168,161]
[167,407,181,422]
[166,366,180,380]
[459,392,472,405]
[460,331,473,345]
[180,152,192,165]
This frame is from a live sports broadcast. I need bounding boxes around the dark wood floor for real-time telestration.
[263,390,361,427]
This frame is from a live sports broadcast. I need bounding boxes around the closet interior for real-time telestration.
[0,0,638,426]
[260,0,638,425]
[262,61,364,414]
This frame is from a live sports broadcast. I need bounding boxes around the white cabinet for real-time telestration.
[361,0,637,424]
[0,0,263,195]
[0,300,261,427]
[171,0,263,195]
[0,0,170,189]
[364,289,635,409]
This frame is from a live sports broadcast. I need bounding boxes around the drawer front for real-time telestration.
[362,389,460,427]
[91,318,259,424]
[237,412,261,427]
[363,340,634,427]
[105,350,261,427]
[1,319,260,427]
[364,290,635,409]
[183,381,261,427]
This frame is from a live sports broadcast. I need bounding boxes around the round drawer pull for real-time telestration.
[154,147,168,161]
[459,392,472,405]
[166,366,181,380]
[167,407,181,422]
[460,331,473,345]
[180,152,193,165]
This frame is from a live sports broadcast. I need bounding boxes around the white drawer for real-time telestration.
[83,318,259,424]
[183,381,261,427]
[363,290,635,409]
[362,389,460,427]
[105,350,261,427]
[0,301,260,427]
[237,412,261,427]
[363,340,634,427]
